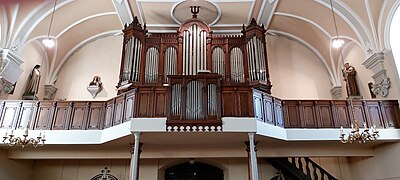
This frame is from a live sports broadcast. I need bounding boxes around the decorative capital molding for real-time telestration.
[362,52,384,69]
[44,84,57,100]
[362,51,391,97]
[330,86,342,98]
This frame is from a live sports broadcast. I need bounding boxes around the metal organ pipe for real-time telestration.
[207,84,217,116]
[230,47,245,83]
[171,83,182,116]
[185,81,203,120]
[123,37,142,82]
[182,24,207,75]
[212,47,225,78]
[144,47,159,83]
[164,47,177,82]
[247,36,266,81]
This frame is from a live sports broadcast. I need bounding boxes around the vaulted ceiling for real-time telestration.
[0,0,399,87]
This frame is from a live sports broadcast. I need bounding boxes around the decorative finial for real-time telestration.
[190,6,200,18]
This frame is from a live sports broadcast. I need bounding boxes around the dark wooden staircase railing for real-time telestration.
[267,157,338,180]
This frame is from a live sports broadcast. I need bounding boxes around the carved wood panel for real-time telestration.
[274,98,284,127]
[381,101,400,128]
[315,101,333,128]
[136,92,153,117]
[52,102,73,130]
[113,95,126,125]
[34,102,55,130]
[222,92,236,116]
[299,101,317,128]
[351,101,368,127]
[283,101,301,128]
[238,92,253,117]
[263,95,274,125]
[154,92,167,117]
[364,101,384,128]
[15,102,37,129]
[0,101,21,129]
[332,101,351,128]
[87,102,105,130]
[253,91,263,121]
[70,102,90,130]
[124,91,136,121]
[104,99,115,128]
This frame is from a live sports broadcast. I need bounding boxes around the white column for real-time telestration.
[248,132,259,180]
[130,132,141,180]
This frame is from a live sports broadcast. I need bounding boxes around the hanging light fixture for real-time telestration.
[329,0,344,48]
[339,100,379,143]
[3,127,46,148]
[42,0,58,48]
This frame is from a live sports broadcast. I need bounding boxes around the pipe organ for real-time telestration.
[117,13,272,131]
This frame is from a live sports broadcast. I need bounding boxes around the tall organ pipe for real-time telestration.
[164,47,177,82]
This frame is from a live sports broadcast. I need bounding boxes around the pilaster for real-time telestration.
[0,49,24,94]
[362,52,391,97]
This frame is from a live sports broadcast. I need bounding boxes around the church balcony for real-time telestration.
[0,88,399,140]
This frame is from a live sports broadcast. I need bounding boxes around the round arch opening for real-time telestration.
[164,161,224,180]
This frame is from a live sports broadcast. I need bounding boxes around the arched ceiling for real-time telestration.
[0,0,398,87]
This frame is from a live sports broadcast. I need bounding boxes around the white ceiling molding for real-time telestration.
[136,0,146,24]
[12,0,74,54]
[1,5,8,48]
[315,0,372,52]
[6,3,19,49]
[112,0,134,25]
[274,12,332,37]
[382,0,400,50]
[51,30,121,84]
[364,0,379,51]
[268,29,337,85]
[169,0,221,26]
[246,0,256,24]
[258,0,278,28]
[55,12,118,38]
[377,0,390,51]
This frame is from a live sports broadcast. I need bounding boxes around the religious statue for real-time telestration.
[22,65,41,100]
[342,63,361,98]
[87,76,103,98]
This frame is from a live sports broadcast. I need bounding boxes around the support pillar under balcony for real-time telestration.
[130,132,142,180]
[246,132,259,180]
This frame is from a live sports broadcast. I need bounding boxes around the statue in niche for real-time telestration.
[22,64,41,100]
[87,76,103,98]
[342,63,361,99]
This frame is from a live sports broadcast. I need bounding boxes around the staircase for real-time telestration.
[267,157,338,180]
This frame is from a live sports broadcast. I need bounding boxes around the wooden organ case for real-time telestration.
[117,9,272,131]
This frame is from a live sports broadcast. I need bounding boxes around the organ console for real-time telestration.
[117,7,272,131]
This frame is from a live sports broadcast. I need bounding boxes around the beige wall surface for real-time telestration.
[31,159,130,180]
[0,149,33,180]
[54,35,122,101]
[349,142,400,180]
[267,35,334,99]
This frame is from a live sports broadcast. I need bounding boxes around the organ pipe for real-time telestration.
[247,36,267,81]
[144,47,159,83]
[186,81,203,120]
[182,24,207,75]
[207,84,217,116]
[171,83,182,116]
[164,47,177,82]
[230,47,245,83]
[212,47,225,78]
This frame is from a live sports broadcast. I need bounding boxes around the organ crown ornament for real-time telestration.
[190,6,200,18]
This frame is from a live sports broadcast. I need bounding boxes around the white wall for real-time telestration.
[0,149,33,180]
[54,35,122,100]
[267,35,334,99]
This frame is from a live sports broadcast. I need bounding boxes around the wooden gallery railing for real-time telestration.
[253,89,400,128]
[0,90,135,130]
